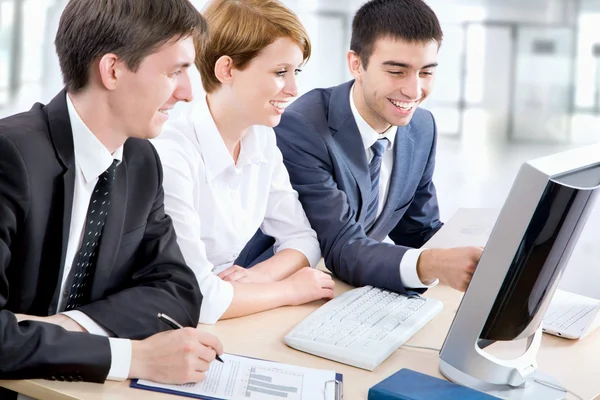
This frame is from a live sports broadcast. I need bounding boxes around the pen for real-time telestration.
[157,313,224,363]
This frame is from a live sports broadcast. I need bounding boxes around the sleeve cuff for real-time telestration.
[399,248,439,289]
[198,274,235,325]
[106,338,132,381]
[62,311,131,381]
[276,239,322,268]
[62,310,112,336]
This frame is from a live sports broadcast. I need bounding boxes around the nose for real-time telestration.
[283,74,299,98]
[173,72,193,103]
[401,74,421,100]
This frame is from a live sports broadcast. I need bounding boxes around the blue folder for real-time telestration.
[368,368,500,400]
[130,354,343,400]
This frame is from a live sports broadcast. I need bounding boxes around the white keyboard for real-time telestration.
[544,303,596,330]
[284,285,443,371]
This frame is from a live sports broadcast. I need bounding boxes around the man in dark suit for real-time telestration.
[0,0,221,396]
[275,0,483,294]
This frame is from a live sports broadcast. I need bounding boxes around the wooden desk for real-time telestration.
[2,279,599,400]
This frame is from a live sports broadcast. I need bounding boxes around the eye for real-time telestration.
[294,69,302,76]
[168,70,182,78]
[387,71,403,75]
[275,70,287,77]
[420,71,434,76]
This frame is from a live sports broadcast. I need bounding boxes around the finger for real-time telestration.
[181,331,204,354]
[320,277,336,289]
[319,271,334,280]
[462,280,471,291]
[194,371,207,383]
[238,273,258,283]
[195,348,215,368]
[466,262,477,274]
[217,266,239,279]
[184,350,211,371]
[321,288,335,299]
[179,371,206,385]
[223,270,247,282]
[197,331,224,356]
[317,271,334,281]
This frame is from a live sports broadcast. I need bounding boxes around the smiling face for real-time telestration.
[228,37,304,128]
[111,35,196,139]
[349,37,439,132]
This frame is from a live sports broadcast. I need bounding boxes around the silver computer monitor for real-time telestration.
[439,143,600,399]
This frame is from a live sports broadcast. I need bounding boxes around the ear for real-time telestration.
[347,50,363,81]
[97,53,121,90]
[214,55,234,85]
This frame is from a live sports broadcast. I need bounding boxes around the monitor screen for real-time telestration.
[479,164,600,341]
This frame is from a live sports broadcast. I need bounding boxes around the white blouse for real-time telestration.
[151,96,321,324]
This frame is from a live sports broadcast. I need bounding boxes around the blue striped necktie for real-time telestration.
[364,138,389,232]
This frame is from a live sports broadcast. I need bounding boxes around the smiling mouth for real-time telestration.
[269,101,289,110]
[388,98,419,112]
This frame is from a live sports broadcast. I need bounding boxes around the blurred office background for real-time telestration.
[0,0,598,295]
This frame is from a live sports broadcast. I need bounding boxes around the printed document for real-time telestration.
[135,353,339,400]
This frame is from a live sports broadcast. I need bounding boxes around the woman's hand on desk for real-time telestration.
[282,268,335,306]
[129,327,223,384]
[218,265,273,283]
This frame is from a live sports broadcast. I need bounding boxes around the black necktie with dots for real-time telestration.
[65,159,118,311]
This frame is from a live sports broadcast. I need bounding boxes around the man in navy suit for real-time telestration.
[275,0,483,294]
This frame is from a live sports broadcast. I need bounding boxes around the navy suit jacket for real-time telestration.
[274,80,443,293]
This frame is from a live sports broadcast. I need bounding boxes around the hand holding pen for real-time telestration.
[158,313,224,363]
[127,314,224,384]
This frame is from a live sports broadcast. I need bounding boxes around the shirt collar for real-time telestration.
[349,84,396,152]
[191,95,267,182]
[66,94,123,183]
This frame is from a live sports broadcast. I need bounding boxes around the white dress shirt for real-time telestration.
[152,96,321,325]
[349,85,436,289]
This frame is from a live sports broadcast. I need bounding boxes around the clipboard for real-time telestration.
[325,379,343,400]
[130,353,343,400]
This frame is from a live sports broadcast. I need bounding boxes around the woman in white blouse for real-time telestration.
[152,0,335,324]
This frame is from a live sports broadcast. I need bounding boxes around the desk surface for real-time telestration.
[2,279,599,400]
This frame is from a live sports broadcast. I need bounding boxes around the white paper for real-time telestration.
[136,353,338,400]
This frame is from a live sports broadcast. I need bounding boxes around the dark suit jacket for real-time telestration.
[274,80,443,293]
[0,92,202,388]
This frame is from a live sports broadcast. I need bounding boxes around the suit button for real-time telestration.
[66,376,74,382]
[50,376,57,381]
[57,376,65,381]
[76,376,83,382]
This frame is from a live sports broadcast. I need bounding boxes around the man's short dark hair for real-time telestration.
[55,0,208,92]
[350,0,443,68]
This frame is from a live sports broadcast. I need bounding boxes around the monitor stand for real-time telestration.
[440,360,566,399]
[440,328,567,399]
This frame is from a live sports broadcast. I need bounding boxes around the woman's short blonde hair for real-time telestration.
[197,0,311,93]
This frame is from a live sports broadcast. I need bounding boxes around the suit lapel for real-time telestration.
[44,91,77,308]
[92,158,127,300]
[328,81,371,218]
[369,125,414,239]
